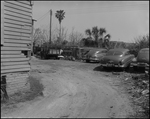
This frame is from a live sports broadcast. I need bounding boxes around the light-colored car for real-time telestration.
[83,48,108,63]
[100,48,135,70]
[130,48,149,74]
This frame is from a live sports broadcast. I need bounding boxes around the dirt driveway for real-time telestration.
[1,58,134,118]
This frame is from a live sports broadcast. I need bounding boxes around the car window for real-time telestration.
[124,51,130,55]
[138,50,149,57]
[106,51,115,55]
[101,50,107,53]
[139,50,149,54]
[114,51,123,55]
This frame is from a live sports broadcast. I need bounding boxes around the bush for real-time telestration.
[127,34,149,57]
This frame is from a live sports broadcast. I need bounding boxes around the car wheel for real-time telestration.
[125,64,130,72]
[86,60,90,63]
[129,66,136,73]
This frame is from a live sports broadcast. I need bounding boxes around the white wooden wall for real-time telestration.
[1,0,33,95]
[1,0,32,74]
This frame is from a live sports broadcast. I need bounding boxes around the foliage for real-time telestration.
[55,10,65,42]
[109,41,126,49]
[68,28,84,46]
[84,27,111,48]
[127,34,149,56]
[33,28,49,47]
[55,10,65,24]
[85,29,92,37]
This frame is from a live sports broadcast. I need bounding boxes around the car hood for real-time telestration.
[101,55,122,64]
[137,54,149,63]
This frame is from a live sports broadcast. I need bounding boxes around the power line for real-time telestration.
[36,10,50,22]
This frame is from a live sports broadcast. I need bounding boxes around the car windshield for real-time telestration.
[138,50,149,56]
[106,51,123,56]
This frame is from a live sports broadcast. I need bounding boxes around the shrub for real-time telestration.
[128,34,149,57]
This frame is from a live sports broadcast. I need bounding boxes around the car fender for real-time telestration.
[121,55,135,67]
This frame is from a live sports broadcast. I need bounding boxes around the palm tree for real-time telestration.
[103,34,111,49]
[55,10,65,42]
[85,29,92,38]
[92,26,99,47]
[99,28,106,48]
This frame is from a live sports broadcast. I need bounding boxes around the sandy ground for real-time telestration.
[1,58,134,118]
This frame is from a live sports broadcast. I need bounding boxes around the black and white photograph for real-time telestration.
[1,0,149,118]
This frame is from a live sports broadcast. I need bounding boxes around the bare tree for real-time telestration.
[69,28,84,46]
[52,26,68,45]
[33,28,49,47]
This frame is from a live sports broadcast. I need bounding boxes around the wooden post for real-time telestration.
[31,19,37,57]
[49,10,52,45]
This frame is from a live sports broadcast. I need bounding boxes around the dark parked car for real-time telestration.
[83,48,108,63]
[100,48,135,70]
[130,48,149,74]
[80,47,95,60]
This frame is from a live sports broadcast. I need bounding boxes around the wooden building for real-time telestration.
[1,0,33,95]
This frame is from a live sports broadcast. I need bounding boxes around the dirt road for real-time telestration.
[1,58,133,118]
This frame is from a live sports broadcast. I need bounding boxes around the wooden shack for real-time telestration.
[1,0,33,95]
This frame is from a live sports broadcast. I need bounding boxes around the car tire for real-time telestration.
[129,66,136,73]
[100,65,105,71]
[86,60,90,63]
[124,64,130,72]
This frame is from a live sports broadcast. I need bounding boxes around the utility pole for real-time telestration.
[49,9,52,45]
[31,19,37,57]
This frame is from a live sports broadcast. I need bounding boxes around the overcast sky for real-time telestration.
[32,1,149,43]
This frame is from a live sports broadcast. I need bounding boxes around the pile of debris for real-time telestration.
[121,73,149,118]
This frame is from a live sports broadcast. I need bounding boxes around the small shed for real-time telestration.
[1,0,34,95]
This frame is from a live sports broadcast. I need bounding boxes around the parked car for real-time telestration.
[80,47,95,60]
[130,48,149,74]
[100,48,135,70]
[83,48,108,63]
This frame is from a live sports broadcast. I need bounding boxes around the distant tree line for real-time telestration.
[80,26,111,49]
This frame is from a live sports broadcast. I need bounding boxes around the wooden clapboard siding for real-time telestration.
[4,6,32,17]
[18,1,31,5]
[1,1,4,45]
[5,1,32,9]
[1,65,30,70]
[4,2,32,13]
[3,43,29,47]
[1,58,30,62]
[4,19,31,27]
[4,15,32,24]
[4,23,31,31]
[5,27,31,34]
[1,51,21,55]
[1,67,31,74]
[4,10,31,21]
[4,27,31,35]
[4,35,31,40]
[4,31,31,37]
[1,47,31,51]
[1,0,32,95]
[4,39,31,44]
[1,61,29,66]
[1,54,26,58]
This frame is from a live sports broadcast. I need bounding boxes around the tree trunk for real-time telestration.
[59,22,61,43]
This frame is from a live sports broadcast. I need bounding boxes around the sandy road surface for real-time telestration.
[2,58,133,118]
